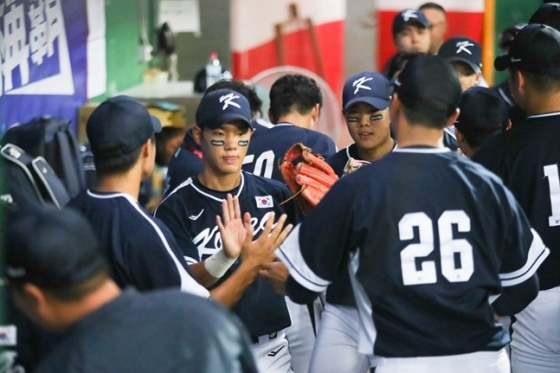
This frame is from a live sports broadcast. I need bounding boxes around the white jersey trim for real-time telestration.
[86,190,210,298]
[393,147,450,154]
[499,229,550,287]
[497,87,514,107]
[153,177,194,216]
[526,112,560,120]
[276,225,330,293]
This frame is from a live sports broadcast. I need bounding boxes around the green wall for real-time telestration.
[91,0,159,102]
[493,0,542,84]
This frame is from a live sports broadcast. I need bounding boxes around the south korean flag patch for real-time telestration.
[256,196,274,208]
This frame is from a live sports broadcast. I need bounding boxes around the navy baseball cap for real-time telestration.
[530,3,560,31]
[393,54,461,118]
[392,9,431,36]
[438,37,482,74]
[494,24,560,75]
[455,86,508,135]
[342,72,391,112]
[196,88,252,130]
[87,95,162,158]
[5,206,108,290]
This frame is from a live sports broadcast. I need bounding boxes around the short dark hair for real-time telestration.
[512,67,560,93]
[155,127,185,166]
[402,105,451,129]
[206,79,263,117]
[459,126,501,150]
[387,51,420,80]
[419,2,446,14]
[268,74,323,123]
[94,134,154,176]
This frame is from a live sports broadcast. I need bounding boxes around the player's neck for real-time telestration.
[94,168,143,200]
[356,138,395,162]
[276,113,312,129]
[396,123,445,148]
[524,91,560,116]
[197,170,242,192]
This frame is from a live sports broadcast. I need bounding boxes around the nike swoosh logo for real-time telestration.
[267,345,285,357]
[188,209,204,220]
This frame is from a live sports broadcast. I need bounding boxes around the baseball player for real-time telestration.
[242,74,337,181]
[419,2,447,54]
[241,73,336,373]
[165,80,269,195]
[306,71,395,373]
[68,95,289,308]
[154,88,299,373]
[6,206,259,373]
[274,55,549,372]
[473,24,560,373]
[454,86,509,158]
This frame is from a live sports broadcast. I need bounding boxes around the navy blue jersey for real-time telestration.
[324,143,395,307]
[67,190,209,297]
[242,123,337,182]
[473,112,560,290]
[164,147,203,196]
[250,118,273,139]
[154,172,298,338]
[35,289,258,373]
[443,125,458,151]
[279,147,548,358]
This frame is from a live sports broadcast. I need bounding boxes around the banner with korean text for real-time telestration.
[0,0,87,133]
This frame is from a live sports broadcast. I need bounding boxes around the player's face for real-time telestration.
[452,62,479,92]
[395,25,431,54]
[422,9,446,53]
[344,103,391,152]
[197,122,252,175]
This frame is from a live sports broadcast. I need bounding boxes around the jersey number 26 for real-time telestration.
[399,211,474,286]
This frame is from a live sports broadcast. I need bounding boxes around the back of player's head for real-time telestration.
[206,79,263,118]
[455,87,509,149]
[419,2,446,14]
[5,206,109,301]
[87,95,162,176]
[530,3,560,31]
[386,51,420,81]
[495,24,560,76]
[393,54,461,129]
[196,88,252,131]
[499,24,526,51]
[342,72,391,112]
[392,9,430,38]
[268,74,323,123]
[438,36,482,75]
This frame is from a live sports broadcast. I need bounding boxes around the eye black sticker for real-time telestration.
[238,140,249,147]
[347,117,358,122]
[370,114,383,121]
[211,140,225,146]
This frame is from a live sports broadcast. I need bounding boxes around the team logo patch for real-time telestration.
[0,326,17,346]
[256,196,273,208]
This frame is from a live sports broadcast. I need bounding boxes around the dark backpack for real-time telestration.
[1,143,70,208]
[2,117,86,198]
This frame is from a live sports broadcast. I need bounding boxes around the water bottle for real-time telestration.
[205,52,222,89]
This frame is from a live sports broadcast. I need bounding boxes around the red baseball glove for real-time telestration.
[280,143,338,214]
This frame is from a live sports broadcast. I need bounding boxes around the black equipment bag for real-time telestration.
[2,117,86,198]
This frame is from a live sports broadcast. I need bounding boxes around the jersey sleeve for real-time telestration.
[492,195,550,316]
[154,195,201,264]
[276,174,364,303]
[124,217,209,298]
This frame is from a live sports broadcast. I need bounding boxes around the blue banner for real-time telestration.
[0,0,87,134]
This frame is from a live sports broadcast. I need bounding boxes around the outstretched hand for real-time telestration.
[241,212,293,269]
[217,194,250,259]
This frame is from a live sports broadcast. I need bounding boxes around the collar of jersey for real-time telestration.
[86,189,138,204]
[393,146,450,154]
[189,173,245,203]
[345,141,399,160]
[274,122,295,127]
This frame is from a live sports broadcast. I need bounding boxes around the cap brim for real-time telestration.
[150,115,162,134]
[447,57,481,74]
[344,97,390,112]
[494,54,510,71]
[202,113,253,130]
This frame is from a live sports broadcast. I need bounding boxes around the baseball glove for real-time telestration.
[280,143,338,214]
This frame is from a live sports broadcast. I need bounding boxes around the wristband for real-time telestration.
[204,249,237,278]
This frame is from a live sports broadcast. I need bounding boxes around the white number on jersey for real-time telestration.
[243,150,275,179]
[544,164,560,227]
[399,211,474,286]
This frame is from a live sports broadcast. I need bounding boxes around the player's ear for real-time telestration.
[192,125,203,145]
[446,108,460,128]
